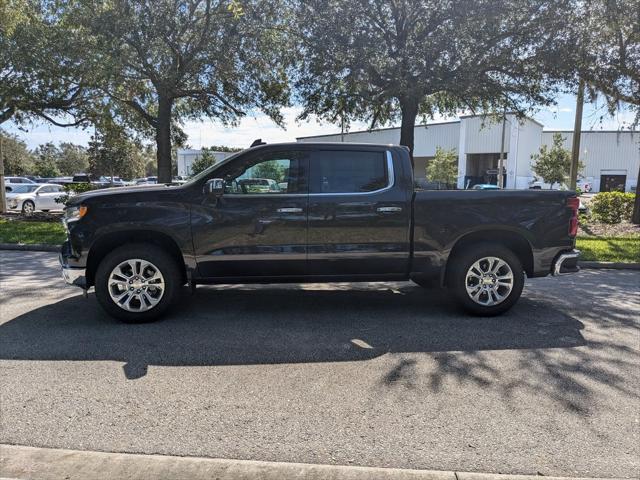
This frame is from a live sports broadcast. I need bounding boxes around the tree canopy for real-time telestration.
[0,0,94,127]
[531,133,584,189]
[426,147,458,188]
[67,0,292,182]
[294,0,572,156]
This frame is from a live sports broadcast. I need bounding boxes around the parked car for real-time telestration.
[472,184,501,190]
[60,142,580,322]
[576,179,592,193]
[103,176,127,187]
[5,176,36,184]
[135,176,158,185]
[238,178,280,193]
[6,183,66,214]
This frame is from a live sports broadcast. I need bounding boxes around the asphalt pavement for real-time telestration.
[0,251,638,478]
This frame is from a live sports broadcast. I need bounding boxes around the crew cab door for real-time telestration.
[306,148,411,276]
[191,149,309,278]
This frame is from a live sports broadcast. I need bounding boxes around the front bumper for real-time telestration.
[59,243,87,288]
[552,249,580,276]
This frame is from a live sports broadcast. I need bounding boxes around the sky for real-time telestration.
[5,93,638,151]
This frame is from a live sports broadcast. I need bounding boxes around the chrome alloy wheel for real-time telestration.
[22,201,34,215]
[465,256,514,307]
[108,259,165,312]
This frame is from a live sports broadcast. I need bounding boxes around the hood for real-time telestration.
[67,183,182,205]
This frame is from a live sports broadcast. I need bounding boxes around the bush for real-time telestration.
[55,182,96,205]
[589,192,635,224]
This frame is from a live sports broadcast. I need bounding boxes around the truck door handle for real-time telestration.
[277,207,303,213]
[377,206,402,213]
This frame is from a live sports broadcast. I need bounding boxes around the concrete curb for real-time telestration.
[579,261,640,270]
[0,245,638,270]
[0,243,59,252]
[0,445,627,480]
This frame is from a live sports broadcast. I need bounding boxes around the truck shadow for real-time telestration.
[0,284,587,380]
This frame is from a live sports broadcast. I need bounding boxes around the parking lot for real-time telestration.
[1,250,639,478]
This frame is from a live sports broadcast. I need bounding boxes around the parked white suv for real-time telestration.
[6,183,66,215]
[5,176,36,185]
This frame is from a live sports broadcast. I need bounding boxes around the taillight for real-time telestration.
[567,197,580,237]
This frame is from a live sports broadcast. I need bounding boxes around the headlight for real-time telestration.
[64,205,88,224]
[8,199,18,208]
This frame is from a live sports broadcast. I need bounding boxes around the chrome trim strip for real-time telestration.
[553,249,580,276]
[276,207,303,213]
[223,193,307,198]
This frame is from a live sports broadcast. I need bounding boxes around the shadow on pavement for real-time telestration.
[0,284,586,380]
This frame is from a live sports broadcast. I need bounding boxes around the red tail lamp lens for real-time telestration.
[567,197,579,237]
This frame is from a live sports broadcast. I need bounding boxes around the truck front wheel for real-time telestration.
[94,244,181,323]
[448,243,524,316]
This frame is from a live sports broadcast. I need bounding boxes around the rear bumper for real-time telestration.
[552,249,580,276]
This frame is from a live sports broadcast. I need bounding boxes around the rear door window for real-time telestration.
[310,150,388,194]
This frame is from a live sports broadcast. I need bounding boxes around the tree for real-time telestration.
[33,143,61,178]
[190,149,218,175]
[88,122,147,180]
[0,130,35,175]
[531,133,584,189]
[426,147,458,188]
[294,0,571,158]
[57,143,90,176]
[0,0,94,211]
[0,0,93,126]
[253,160,285,183]
[70,0,291,183]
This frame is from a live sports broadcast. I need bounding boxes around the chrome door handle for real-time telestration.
[277,207,303,213]
[377,206,402,213]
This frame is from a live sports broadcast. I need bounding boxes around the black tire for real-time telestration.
[448,243,524,316]
[22,200,35,215]
[94,243,181,323]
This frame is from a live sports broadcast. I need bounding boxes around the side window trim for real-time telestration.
[309,150,394,196]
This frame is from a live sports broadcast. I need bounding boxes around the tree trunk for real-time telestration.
[0,132,6,213]
[399,98,419,163]
[632,162,640,224]
[156,96,173,184]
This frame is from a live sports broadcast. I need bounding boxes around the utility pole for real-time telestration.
[632,162,640,224]
[497,108,507,188]
[569,79,585,191]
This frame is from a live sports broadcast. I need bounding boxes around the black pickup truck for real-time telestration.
[60,142,580,322]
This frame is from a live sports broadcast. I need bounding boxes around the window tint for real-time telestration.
[40,186,55,193]
[224,151,306,194]
[310,150,388,193]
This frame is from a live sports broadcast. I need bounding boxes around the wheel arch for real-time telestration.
[86,230,187,287]
[444,229,534,285]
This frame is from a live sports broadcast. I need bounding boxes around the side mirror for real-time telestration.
[204,178,225,196]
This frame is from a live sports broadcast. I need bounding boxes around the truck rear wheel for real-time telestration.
[94,244,180,323]
[448,243,524,316]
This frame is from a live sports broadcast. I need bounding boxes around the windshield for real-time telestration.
[183,148,248,185]
[7,184,39,193]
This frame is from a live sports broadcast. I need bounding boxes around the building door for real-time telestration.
[600,174,626,192]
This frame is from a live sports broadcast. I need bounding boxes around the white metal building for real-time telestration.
[298,115,639,192]
[176,149,236,176]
